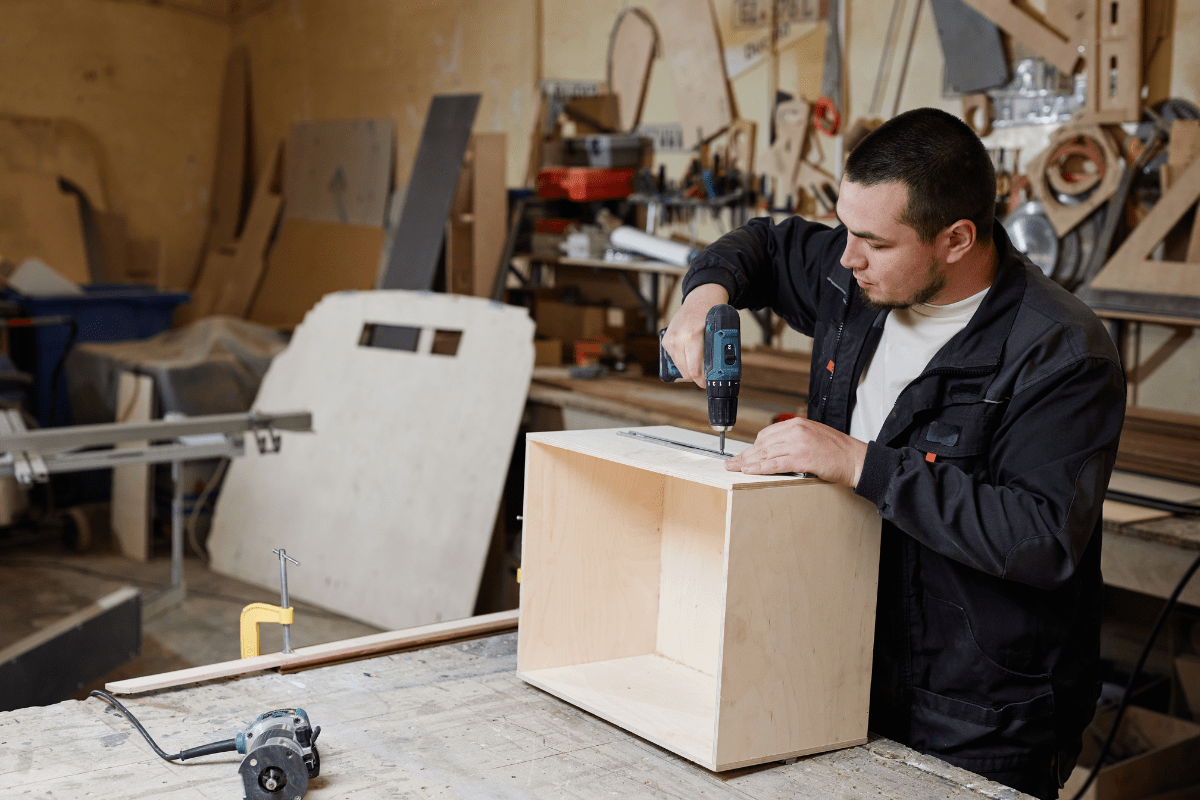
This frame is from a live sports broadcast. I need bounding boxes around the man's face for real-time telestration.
[836,179,946,310]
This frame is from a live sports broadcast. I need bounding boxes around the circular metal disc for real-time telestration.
[1003,201,1059,278]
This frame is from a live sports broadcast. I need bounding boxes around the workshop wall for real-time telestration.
[0,0,230,290]
[232,0,539,191]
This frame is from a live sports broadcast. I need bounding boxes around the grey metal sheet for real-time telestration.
[929,0,1009,94]
[379,94,480,291]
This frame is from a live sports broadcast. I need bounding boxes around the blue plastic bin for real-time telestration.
[9,285,190,428]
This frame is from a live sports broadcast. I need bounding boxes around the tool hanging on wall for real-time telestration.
[814,0,843,135]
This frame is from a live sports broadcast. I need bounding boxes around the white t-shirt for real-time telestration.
[849,288,988,443]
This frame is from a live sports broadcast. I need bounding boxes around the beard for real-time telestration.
[857,257,948,311]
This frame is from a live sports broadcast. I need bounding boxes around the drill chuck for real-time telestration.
[707,380,740,429]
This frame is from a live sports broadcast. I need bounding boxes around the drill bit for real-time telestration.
[719,430,726,454]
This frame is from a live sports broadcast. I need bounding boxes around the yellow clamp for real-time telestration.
[240,602,294,659]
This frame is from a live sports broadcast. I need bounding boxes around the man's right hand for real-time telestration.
[661,283,730,388]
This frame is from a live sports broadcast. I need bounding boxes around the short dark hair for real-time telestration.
[843,107,995,244]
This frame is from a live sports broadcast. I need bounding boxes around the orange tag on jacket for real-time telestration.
[826,359,835,373]
[925,452,938,463]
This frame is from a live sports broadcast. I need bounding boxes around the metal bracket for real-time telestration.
[254,426,282,455]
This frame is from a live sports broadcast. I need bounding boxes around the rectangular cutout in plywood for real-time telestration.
[208,291,535,631]
[517,426,882,771]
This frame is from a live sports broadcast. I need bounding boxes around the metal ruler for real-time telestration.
[617,430,733,459]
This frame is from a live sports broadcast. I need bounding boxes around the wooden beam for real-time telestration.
[105,609,519,695]
[959,0,1080,75]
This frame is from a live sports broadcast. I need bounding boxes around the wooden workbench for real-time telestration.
[0,632,1034,799]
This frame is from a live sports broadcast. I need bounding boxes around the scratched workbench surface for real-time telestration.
[0,632,1033,799]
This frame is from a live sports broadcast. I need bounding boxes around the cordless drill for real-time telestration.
[659,304,742,453]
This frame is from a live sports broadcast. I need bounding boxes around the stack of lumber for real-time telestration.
[1116,406,1200,484]
[741,345,811,398]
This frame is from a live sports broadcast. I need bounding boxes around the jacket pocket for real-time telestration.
[917,406,999,461]
[909,596,1057,762]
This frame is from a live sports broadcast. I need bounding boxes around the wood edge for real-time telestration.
[713,736,868,772]
[517,669,718,770]
[106,609,519,695]
[525,430,804,490]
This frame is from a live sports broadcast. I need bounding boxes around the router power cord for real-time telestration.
[89,690,237,762]
[1068,548,1200,800]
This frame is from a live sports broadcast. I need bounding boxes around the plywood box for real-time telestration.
[517,426,882,771]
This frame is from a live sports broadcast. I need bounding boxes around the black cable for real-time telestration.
[89,689,181,761]
[89,689,237,762]
[48,318,78,428]
[1069,550,1200,800]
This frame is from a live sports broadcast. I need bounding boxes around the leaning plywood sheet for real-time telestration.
[0,168,90,284]
[283,118,394,228]
[657,0,734,148]
[208,291,535,631]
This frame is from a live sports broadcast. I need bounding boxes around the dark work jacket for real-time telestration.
[683,216,1125,776]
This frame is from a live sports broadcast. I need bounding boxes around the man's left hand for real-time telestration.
[725,417,868,489]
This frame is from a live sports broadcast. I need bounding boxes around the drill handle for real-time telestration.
[658,329,683,382]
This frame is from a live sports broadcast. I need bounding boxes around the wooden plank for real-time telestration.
[209,291,534,631]
[1090,153,1200,297]
[188,141,283,319]
[4,633,1039,800]
[379,94,480,291]
[246,218,384,329]
[715,482,879,770]
[608,8,659,132]
[1095,0,1142,122]
[1102,532,1200,607]
[471,132,507,298]
[205,45,249,251]
[283,117,394,228]
[959,0,1080,75]
[0,168,90,284]
[445,139,475,296]
[109,372,155,562]
[105,609,519,695]
[657,0,734,148]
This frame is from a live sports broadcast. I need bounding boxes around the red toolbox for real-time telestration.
[537,167,635,201]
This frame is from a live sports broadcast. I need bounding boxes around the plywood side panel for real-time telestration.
[715,482,880,769]
[518,444,662,671]
[208,291,534,631]
[656,477,727,677]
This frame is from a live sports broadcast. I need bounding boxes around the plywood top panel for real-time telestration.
[527,426,819,490]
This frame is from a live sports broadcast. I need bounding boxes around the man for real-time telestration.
[662,108,1125,799]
